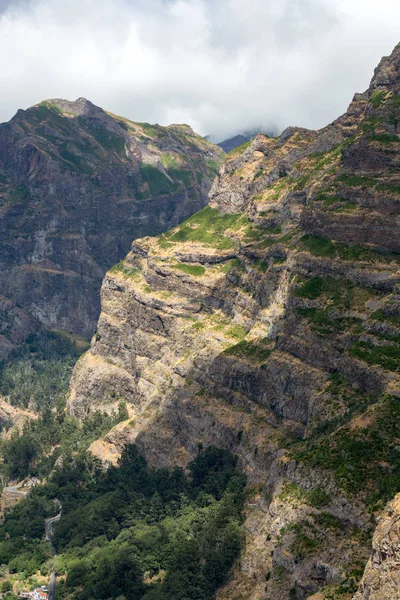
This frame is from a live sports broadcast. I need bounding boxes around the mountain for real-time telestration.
[217,129,277,154]
[0,98,222,357]
[218,134,251,153]
[66,43,400,599]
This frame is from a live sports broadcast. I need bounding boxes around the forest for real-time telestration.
[0,331,245,599]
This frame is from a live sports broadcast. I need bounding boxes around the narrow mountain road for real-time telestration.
[48,570,56,600]
[45,503,62,600]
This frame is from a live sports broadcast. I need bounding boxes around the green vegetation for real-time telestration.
[205,158,220,175]
[58,145,94,175]
[157,235,174,249]
[0,331,88,414]
[371,308,400,327]
[300,234,336,258]
[223,339,272,363]
[168,168,193,186]
[369,90,386,108]
[300,234,392,263]
[369,132,399,144]
[244,223,281,243]
[8,183,30,203]
[171,262,206,276]
[221,258,244,273]
[81,120,126,155]
[296,307,353,335]
[389,94,400,107]
[332,200,357,212]
[312,193,349,208]
[292,394,400,507]
[348,340,400,372]
[1,446,245,600]
[338,174,377,187]
[166,206,245,249]
[0,330,245,600]
[295,276,353,305]
[294,174,311,190]
[376,182,400,195]
[227,141,251,157]
[161,153,180,169]
[290,525,318,560]
[359,116,383,133]
[264,177,294,201]
[109,260,139,278]
[139,165,179,196]
[38,101,63,114]
[278,482,330,508]
[294,276,380,314]
[313,512,343,530]
[137,122,160,138]
[0,332,126,482]
[336,243,379,262]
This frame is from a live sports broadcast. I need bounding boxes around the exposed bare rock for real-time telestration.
[67,43,400,599]
[353,494,400,600]
[0,99,222,351]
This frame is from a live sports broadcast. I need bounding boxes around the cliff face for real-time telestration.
[68,45,400,599]
[352,493,400,600]
[0,98,222,354]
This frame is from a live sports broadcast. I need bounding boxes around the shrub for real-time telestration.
[369,90,385,108]
[300,234,336,258]
[348,340,400,372]
[338,174,377,187]
[370,133,399,144]
[139,165,179,196]
[224,339,272,363]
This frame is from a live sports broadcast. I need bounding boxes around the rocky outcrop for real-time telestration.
[67,44,400,598]
[0,98,222,354]
[353,494,400,600]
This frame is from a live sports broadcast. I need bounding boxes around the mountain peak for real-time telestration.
[41,97,105,118]
[369,42,400,92]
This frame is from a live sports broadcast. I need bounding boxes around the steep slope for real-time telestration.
[0,98,222,353]
[68,44,400,599]
[218,134,251,153]
[353,493,400,600]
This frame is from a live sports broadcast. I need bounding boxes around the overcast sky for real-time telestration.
[0,0,400,141]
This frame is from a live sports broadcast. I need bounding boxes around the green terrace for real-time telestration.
[299,234,399,262]
[109,261,140,279]
[294,276,384,311]
[157,206,249,250]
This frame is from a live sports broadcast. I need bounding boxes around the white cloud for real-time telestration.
[0,0,399,140]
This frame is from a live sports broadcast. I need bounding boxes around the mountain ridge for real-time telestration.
[0,99,222,357]
[66,43,400,599]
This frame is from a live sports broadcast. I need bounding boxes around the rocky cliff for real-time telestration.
[0,98,222,355]
[353,493,400,600]
[68,44,400,599]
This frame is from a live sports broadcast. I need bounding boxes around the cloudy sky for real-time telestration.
[0,0,400,141]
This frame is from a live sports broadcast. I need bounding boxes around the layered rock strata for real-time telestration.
[68,44,400,599]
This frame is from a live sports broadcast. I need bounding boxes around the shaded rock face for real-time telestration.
[68,45,400,599]
[0,98,222,349]
[218,134,250,153]
[0,295,40,360]
[353,493,400,600]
